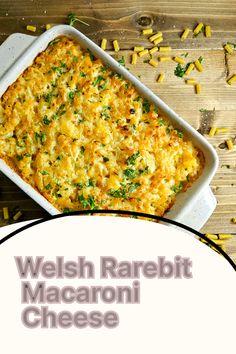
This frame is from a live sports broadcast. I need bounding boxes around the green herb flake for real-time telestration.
[108,187,127,199]
[80,146,85,154]
[126,151,140,166]
[174,63,186,77]
[176,129,183,138]
[103,157,109,162]
[80,71,87,77]
[45,183,52,191]
[198,56,204,63]
[48,38,61,46]
[117,56,125,66]
[40,170,49,175]
[67,13,90,27]
[16,155,23,161]
[172,182,183,194]
[78,194,96,209]
[87,48,95,61]
[124,168,138,180]
[42,115,50,125]
[128,182,141,193]
[93,75,104,86]
[142,99,150,114]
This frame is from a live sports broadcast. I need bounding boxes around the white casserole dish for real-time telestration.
[0,25,219,224]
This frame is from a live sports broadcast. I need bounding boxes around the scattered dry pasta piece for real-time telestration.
[193,22,204,35]
[101,38,107,50]
[159,46,171,52]
[149,32,162,42]
[215,127,228,134]
[194,59,203,72]
[3,207,9,220]
[131,53,138,65]
[205,233,218,240]
[195,83,201,94]
[212,239,226,246]
[26,25,36,32]
[134,46,144,52]
[205,25,211,38]
[153,37,163,45]
[224,44,234,54]
[157,73,165,83]
[226,139,234,150]
[181,28,190,41]
[13,211,22,221]
[142,28,153,35]
[149,59,159,67]
[138,49,149,57]
[113,40,120,52]
[173,56,185,64]
[208,127,217,136]
[218,234,232,240]
[185,63,195,76]
[231,217,236,223]
[159,56,171,62]
[45,24,51,30]
[227,74,236,85]
[149,47,158,55]
[185,79,197,85]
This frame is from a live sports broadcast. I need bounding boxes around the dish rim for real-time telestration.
[0,25,219,220]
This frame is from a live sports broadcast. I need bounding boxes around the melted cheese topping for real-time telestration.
[0,36,203,216]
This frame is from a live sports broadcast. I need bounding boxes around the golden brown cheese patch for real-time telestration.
[0,36,203,215]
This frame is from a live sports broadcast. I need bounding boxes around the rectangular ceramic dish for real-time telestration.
[0,25,219,223]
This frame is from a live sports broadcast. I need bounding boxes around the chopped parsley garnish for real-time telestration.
[43,92,57,104]
[67,13,90,27]
[128,182,141,193]
[87,48,95,61]
[45,183,52,191]
[174,63,186,77]
[56,103,66,116]
[103,157,109,162]
[84,179,95,187]
[78,195,96,209]
[63,208,74,213]
[108,187,127,199]
[158,118,165,126]
[138,166,149,175]
[42,115,50,125]
[176,129,183,138]
[68,91,75,102]
[48,38,61,46]
[73,56,78,62]
[101,106,111,119]
[172,182,183,193]
[80,146,85,154]
[16,155,23,161]
[93,75,104,86]
[124,168,138,180]
[40,170,49,175]
[198,56,204,63]
[142,99,150,114]
[80,71,87,77]
[227,42,236,49]
[181,52,189,57]
[35,132,47,144]
[126,151,140,166]
[117,56,125,66]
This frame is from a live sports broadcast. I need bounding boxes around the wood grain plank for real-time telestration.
[0,0,235,262]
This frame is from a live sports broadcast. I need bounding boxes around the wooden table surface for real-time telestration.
[0,0,235,262]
